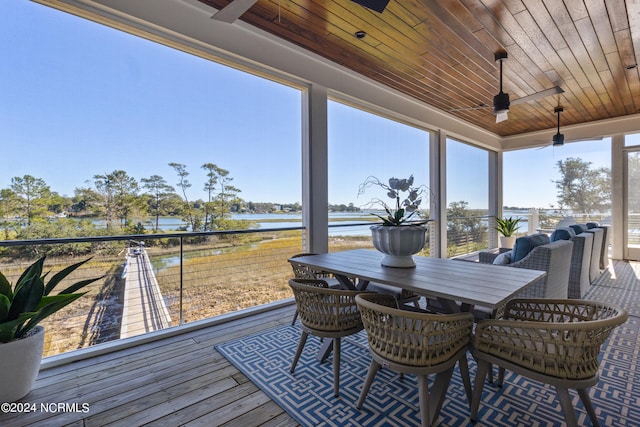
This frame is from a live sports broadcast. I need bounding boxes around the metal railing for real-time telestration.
[2,210,612,359]
[0,227,306,358]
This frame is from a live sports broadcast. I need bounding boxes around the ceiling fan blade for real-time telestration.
[449,105,491,112]
[511,86,564,106]
[211,0,258,23]
[496,111,509,123]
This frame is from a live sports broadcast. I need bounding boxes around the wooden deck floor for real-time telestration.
[0,304,300,427]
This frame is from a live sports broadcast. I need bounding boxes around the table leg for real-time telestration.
[334,274,369,291]
[317,338,333,362]
[334,274,356,290]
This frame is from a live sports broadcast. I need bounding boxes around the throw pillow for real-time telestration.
[511,233,551,262]
[551,228,574,241]
[569,224,588,234]
[493,250,512,265]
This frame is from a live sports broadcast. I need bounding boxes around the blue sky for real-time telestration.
[1,1,612,209]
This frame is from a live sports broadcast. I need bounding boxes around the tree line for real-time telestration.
[0,156,617,243]
[0,162,301,241]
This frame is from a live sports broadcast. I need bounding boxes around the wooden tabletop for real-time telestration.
[289,249,546,310]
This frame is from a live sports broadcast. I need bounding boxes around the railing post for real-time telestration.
[179,236,184,326]
[528,208,539,234]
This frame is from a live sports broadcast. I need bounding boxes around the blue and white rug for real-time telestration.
[216,261,640,426]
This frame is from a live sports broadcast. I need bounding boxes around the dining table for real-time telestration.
[288,248,547,313]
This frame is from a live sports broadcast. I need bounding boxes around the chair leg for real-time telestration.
[290,331,308,373]
[578,388,600,427]
[470,359,490,421]
[333,338,341,397]
[291,309,298,326]
[417,374,431,427]
[458,355,472,406]
[429,367,455,426]
[555,385,579,427]
[357,360,380,409]
[496,366,505,387]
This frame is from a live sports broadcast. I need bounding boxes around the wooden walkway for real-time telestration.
[0,304,300,427]
[121,248,172,338]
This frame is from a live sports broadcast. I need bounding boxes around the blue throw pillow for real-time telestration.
[569,224,588,234]
[492,250,512,265]
[551,228,574,241]
[511,233,551,262]
[586,222,599,229]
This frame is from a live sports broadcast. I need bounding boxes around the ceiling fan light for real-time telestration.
[351,0,390,13]
[493,91,510,114]
[553,133,565,146]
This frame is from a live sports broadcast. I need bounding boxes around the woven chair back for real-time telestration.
[289,253,334,280]
[356,293,474,367]
[474,298,628,379]
[288,279,363,333]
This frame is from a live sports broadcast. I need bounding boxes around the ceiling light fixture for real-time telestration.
[351,0,391,13]
[553,106,565,146]
[355,30,367,39]
[493,52,510,116]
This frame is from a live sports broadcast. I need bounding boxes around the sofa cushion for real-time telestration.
[569,224,588,234]
[586,222,600,229]
[493,250,512,265]
[551,227,575,241]
[511,233,551,262]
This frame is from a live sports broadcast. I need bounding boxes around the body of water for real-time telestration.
[98,212,373,233]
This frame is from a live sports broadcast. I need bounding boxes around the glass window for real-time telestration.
[327,100,431,252]
[625,132,640,147]
[503,139,611,229]
[1,1,302,233]
[445,138,489,257]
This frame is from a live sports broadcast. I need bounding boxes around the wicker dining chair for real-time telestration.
[288,253,342,325]
[355,293,475,427]
[288,278,366,398]
[471,298,628,427]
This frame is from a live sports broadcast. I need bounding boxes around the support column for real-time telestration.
[488,150,501,248]
[611,134,624,260]
[430,131,447,258]
[302,84,329,254]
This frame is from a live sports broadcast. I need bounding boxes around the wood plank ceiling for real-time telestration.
[198,0,640,137]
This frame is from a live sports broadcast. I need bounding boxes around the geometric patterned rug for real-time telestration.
[216,260,640,426]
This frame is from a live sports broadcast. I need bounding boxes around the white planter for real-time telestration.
[499,235,516,249]
[0,326,45,402]
[370,225,427,268]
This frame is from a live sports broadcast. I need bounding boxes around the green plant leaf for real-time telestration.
[0,312,37,343]
[14,256,45,295]
[59,275,104,295]
[17,293,86,338]
[0,271,12,301]
[0,294,10,323]
[8,274,44,320]
[494,216,521,237]
[43,257,93,295]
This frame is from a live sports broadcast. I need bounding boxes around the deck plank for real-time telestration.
[0,304,299,427]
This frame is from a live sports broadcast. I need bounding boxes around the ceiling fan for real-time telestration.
[551,106,565,146]
[453,52,564,123]
[351,0,391,13]
[537,106,603,149]
[211,0,258,23]
[212,0,391,22]
[535,106,565,150]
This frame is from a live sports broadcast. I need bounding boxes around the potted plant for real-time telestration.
[0,256,103,402]
[358,175,432,267]
[494,216,521,249]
